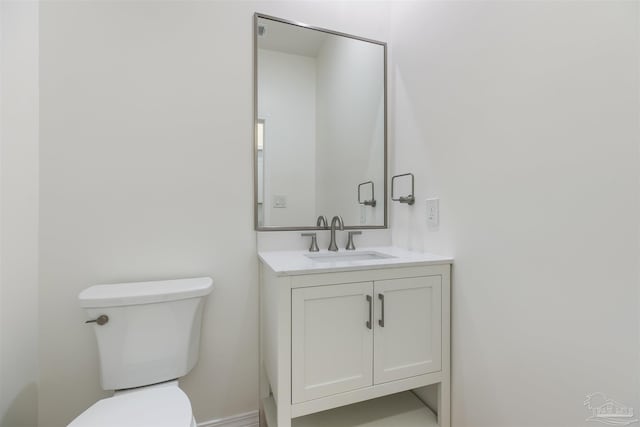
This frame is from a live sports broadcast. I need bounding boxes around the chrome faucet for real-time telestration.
[328,215,344,251]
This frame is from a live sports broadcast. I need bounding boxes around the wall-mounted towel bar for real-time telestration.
[358,181,377,207]
[391,173,415,205]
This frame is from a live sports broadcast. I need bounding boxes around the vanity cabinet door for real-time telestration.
[292,282,374,403]
[373,276,442,384]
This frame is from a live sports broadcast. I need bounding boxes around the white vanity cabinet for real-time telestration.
[259,249,451,427]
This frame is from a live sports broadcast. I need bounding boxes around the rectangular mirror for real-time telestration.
[254,13,387,230]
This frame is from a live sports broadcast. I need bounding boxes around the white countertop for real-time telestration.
[258,246,453,276]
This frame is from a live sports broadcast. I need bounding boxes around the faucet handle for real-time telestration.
[301,233,319,252]
[345,231,362,251]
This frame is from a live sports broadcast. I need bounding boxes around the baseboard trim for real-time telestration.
[198,410,259,427]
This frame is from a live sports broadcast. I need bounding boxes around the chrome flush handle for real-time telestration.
[85,315,109,326]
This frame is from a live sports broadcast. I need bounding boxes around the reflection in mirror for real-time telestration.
[255,14,386,230]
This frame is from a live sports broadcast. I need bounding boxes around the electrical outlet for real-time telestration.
[426,198,439,228]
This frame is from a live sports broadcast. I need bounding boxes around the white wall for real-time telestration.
[258,49,316,227]
[35,3,637,427]
[390,2,639,426]
[0,1,39,426]
[37,2,390,426]
[37,2,259,425]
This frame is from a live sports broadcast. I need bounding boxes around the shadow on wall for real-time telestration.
[1,383,38,427]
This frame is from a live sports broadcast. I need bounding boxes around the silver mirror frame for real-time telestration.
[253,13,388,231]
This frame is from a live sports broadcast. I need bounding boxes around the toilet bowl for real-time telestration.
[68,277,213,427]
[68,381,196,427]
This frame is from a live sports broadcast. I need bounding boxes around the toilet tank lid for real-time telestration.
[78,277,213,308]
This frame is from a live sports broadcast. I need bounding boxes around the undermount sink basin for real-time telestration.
[305,251,396,263]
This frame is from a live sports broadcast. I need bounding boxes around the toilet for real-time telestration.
[69,277,213,427]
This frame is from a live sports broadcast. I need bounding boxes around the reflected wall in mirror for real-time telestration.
[254,14,387,230]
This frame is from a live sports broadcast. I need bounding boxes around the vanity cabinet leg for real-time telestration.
[276,414,291,427]
[437,380,451,427]
[438,265,451,427]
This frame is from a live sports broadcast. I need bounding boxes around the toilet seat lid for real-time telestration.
[68,385,193,427]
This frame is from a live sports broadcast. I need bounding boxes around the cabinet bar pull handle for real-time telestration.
[366,295,372,329]
[378,294,385,327]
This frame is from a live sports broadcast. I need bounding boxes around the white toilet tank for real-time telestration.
[79,277,213,391]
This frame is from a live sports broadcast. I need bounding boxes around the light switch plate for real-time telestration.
[426,198,439,228]
[273,195,287,208]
